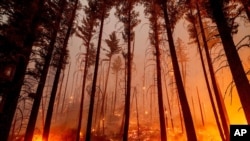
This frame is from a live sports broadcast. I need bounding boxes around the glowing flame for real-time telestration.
[31,133,62,141]
[32,134,42,141]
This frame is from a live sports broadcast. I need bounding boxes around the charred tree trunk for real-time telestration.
[60,63,71,114]
[75,27,89,141]
[42,0,78,140]
[112,70,119,114]
[188,6,225,141]
[209,0,250,124]
[151,2,167,140]
[163,68,174,130]
[85,6,106,141]
[197,2,230,141]
[123,3,132,140]
[24,0,67,140]
[0,0,45,140]
[196,88,205,126]
[120,55,127,136]
[99,59,111,135]
[75,3,98,141]
[177,94,184,133]
[160,0,197,140]
[54,67,65,120]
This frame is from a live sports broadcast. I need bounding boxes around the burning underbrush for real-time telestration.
[88,117,222,141]
[11,124,222,141]
[11,112,223,141]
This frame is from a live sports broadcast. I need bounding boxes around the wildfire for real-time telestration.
[32,134,42,141]
[30,133,62,141]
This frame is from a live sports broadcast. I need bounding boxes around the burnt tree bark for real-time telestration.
[160,0,197,140]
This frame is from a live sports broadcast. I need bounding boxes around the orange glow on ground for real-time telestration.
[32,134,42,141]
[31,133,63,141]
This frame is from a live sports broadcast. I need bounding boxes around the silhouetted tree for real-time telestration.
[144,0,167,140]
[24,0,68,140]
[99,31,121,134]
[195,2,230,140]
[42,0,78,140]
[207,0,250,123]
[111,56,123,114]
[175,38,188,88]
[185,3,226,140]
[85,0,114,140]
[0,0,46,140]
[115,0,140,140]
[75,1,98,140]
[159,0,198,140]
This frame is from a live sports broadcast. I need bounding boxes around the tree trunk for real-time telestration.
[160,0,197,140]
[209,0,250,123]
[112,71,119,114]
[189,6,225,141]
[151,2,167,140]
[123,3,132,140]
[197,2,230,141]
[76,60,88,141]
[134,88,140,139]
[75,4,99,141]
[0,0,45,140]
[120,56,127,137]
[163,67,174,130]
[177,94,184,133]
[196,88,205,126]
[54,67,64,120]
[85,6,106,141]
[42,0,78,140]
[24,0,67,140]
[60,63,71,114]
[99,58,111,135]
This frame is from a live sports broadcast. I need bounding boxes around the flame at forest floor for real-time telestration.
[12,128,79,141]
[12,124,225,141]
[11,111,247,141]
[32,134,42,141]
[88,120,224,141]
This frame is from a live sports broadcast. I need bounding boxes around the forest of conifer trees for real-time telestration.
[0,0,250,141]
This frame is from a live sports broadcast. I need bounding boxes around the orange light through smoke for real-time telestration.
[32,134,42,141]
